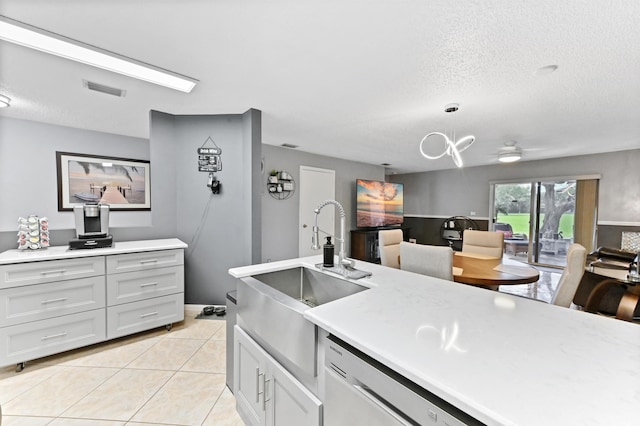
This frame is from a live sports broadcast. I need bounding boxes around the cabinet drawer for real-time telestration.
[0,257,105,289]
[107,249,184,274]
[0,309,106,367]
[107,293,184,339]
[106,266,184,306]
[0,276,106,327]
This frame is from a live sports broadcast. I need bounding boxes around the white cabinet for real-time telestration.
[0,257,105,288]
[234,326,321,426]
[106,249,184,274]
[106,266,184,306]
[0,310,106,366]
[0,239,186,369]
[0,275,105,327]
[107,293,184,339]
[105,250,184,339]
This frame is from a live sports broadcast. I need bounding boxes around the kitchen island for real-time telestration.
[230,256,640,426]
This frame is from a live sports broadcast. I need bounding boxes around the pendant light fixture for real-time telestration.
[0,94,10,107]
[419,103,475,168]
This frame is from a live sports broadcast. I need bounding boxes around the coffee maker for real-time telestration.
[69,203,113,249]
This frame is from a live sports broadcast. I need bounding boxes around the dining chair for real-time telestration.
[550,243,587,307]
[399,241,453,281]
[462,230,504,259]
[379,229,403,269]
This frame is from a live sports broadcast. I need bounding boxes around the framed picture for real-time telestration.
[56,152,151,211]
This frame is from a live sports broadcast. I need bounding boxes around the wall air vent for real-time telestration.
[280,143,299,149]
[83,80,126,97]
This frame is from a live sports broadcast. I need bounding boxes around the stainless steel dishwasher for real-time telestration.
[324,335,484,426]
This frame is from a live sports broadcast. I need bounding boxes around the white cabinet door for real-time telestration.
[0,257,105,289]
[0,309,106,367]
[268,354,322,426]
[106,293,184,339]
[106,266,184,306]
[0,275,106,327]
[106,249,184,274]
[234,326,321,426]
[235,326,267,426]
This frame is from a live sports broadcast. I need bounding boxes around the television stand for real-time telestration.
[350,227,411,263]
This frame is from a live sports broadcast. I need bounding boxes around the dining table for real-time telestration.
[452,251,540,288]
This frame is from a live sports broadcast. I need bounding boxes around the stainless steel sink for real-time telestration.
[236,266,368,382]
[251,266,368,308]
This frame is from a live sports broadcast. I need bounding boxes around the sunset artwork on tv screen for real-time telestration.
[356,179,404,228]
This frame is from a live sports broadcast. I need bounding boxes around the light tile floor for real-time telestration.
[0,306,244,426]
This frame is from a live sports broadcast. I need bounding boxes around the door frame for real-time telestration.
[489,174,600,268]
[298,166,336,257]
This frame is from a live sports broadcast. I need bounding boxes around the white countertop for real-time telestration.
[0,238,187,264]
[229,257,640,426]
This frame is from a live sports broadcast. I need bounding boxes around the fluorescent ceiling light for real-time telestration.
[0,15,198,93]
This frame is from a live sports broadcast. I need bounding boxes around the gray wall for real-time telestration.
[151,110,262,305]
[261,145,384,262]
[390,149,640,224]
[1,112,261,305]
[0,116,151,251]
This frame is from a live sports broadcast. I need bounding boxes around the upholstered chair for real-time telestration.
[551,243,587,307]
[462,230,504,259]
[399,241,454,281]
[378,229,403,269]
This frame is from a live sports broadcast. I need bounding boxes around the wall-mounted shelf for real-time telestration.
[267,170,295,200]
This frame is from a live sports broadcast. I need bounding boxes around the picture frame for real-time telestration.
[56,151,151,211]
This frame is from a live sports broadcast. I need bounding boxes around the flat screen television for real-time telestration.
[356,179,404,228]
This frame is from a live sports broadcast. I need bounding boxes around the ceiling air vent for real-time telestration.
[280,143,299,149]
[83,80,126,97]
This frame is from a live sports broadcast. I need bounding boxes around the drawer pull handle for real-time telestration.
[41,297,68,304]
[140,311,159,318]
[139,259,158,264]
[41,269,66,275]
[256,368,262,403]
[140,282,159,288]
[41,332,67,340]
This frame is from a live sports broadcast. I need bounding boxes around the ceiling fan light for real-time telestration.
[498,151,521,163]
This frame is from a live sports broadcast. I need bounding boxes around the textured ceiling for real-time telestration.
[0,0,639,173]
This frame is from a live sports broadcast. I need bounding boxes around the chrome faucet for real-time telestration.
[312,200,355,274]
[311,200,371,279]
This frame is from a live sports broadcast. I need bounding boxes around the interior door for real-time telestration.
[298,166,335,257]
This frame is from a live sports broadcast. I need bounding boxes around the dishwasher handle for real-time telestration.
[353,384,416,426]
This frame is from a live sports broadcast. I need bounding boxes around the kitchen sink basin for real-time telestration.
[236,266,369,382]
[251,266,368,308]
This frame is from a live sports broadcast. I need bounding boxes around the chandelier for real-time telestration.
[419,103,475,168]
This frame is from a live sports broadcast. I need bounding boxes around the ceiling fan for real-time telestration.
[495,141,541,163]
